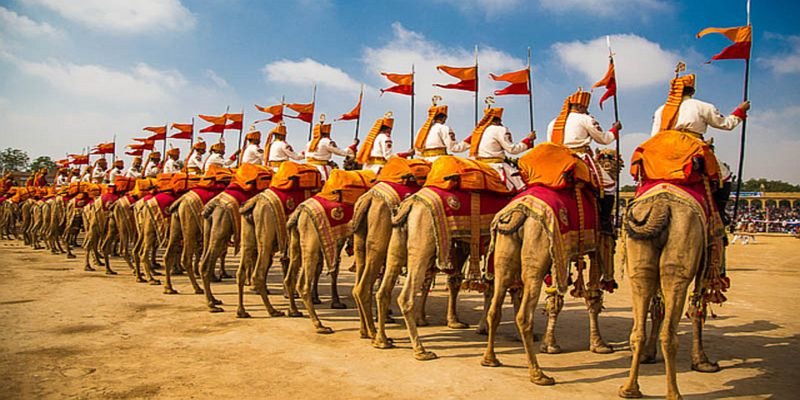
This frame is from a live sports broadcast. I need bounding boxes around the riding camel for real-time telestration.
[82,194,117,274]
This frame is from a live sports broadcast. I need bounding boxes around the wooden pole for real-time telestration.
[730,0,752,232]
[527,47,535,135]
[355,84,363,140]
[607,36,622,229]
[308,85,317,141]
[410,64,415,148]
[474,45,479,126]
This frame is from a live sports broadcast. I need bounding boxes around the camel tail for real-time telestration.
[625,198,671,240]
[352,194,372,233]
[391,198,413,228]
[239,196,257,217]
[202,197,218,220]
[167,196,183,215]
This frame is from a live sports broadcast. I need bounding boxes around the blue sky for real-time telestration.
[1,0,798,184]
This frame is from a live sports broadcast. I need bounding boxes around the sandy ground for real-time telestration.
[0,235,798,399]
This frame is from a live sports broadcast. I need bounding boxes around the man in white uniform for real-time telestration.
[414,98,469,163]
[306,118,357,181]
[186,139,206,174]
[69,168,81,183]
[204,140,236,170]
[91,158,108,184]
[241,129,264,166]
[162,148,181,173]
[107,160,124,184]
[471,107,534,191]
[266,123,303,171]
[355,113,412,174]
[125,157,143,179]
[56,168,69,188]
[143,152,161,178]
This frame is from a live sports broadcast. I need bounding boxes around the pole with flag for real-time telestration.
[475,46,479,126]
[355,85,363,140]
[596,35,622,228]
[411,64,416,147]
[490,53,533,136]
[336,86,363,140]
[112,134,116,164]
[307,85,317,141]
[527,47,535,134]
[697,0,752,231]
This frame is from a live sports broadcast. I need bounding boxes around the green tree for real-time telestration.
[29,156,56,173]
[0,148,29,172]
[739,178,800,192]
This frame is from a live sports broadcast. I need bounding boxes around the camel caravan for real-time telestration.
[0,69,750,399]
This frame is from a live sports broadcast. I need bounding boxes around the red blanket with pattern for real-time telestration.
[514,185,598,234]
[635,179,712,218]
[260,187,316,255]
[290,195,354,269]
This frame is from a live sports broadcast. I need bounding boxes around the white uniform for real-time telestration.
[187,153,204,174]
[364,133,393,174]
[241,143,264,165]
[91,167,107,184]
[267,140,303,172]
[144,164,160,178]
[476,125,529,191]
[306,137,352,180]
[203,153,235,170]
[163,158,180,173]
[107,168,123,184]
[125,167,143,179]
[546,113,617,194]
[56,175,69,187]
[70,175,81,183]
[421,123,470,163]
[651,96,743,137]
[80,174,91,183]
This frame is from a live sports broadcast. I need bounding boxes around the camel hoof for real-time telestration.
[209,306,224,313]
[415,318,430,327]
[268,310,286,318]
[288,310,303,318]
[136,277,146,283]
[591,343,614,354]
[66,254,76,259]
[210,275,221,283]
[372,338,394,349]
[211,298,223,305]
[84,266,95,272]
[539,344,562,354]
[163,288,178,295]
[330,301,347,310]
[447,321,469,330]
[315,326,334,334]
[531,372,555,386]
[618,386,643,398]
[148,279,161,286]
[640,354,657,364]
[236,309,251,319]
[691,361,720,373]
[414,351,438,361]
[194,288,204,295]
[475,325,488,335]
[105,270,117,275]
[481,357,502,367]
[312,297,322,305]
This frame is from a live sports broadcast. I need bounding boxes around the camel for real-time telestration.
[43,196,67,255]
[131,198,161,284]
[101,195,137,273]
[19,198,33,246]
[0,200,15,239]
[82,197,116,274]
[62,195,86,259]
[29,199,46,250]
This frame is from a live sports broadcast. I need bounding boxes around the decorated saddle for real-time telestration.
[353,158,432,231]
[424,156,511,195]
[627,130,728,307]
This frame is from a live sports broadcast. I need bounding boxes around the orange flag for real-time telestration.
[697,25,752,62]
[435,65,477,92]
[490,68,529,95]
[91,142,115,155]
[255,104,284,123]
[337,93,362,121]
[198,114,227,133]
[591,61,616,110]
[68,154,89,165]
[286,102,314,123]
[225,112,243,130]
[380,72,413,96]
[170,122,193,139]
[143,125,167,140]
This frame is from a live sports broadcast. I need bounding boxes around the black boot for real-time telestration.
[713,180,732,226]
[599,194,615,235]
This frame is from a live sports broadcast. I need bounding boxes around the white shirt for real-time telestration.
[546,113,615,149]
[163,158,180,173]
[424,123,470,155]
[306,137,351,161]
[369,133,393,160]
[203,153,235,170]
[70,175,81,183]
[108,167,123,183]
[268,140,303,163]
[651,96,742,136]
[56,175,69,187]
[187,153,204,173]
[125,167,142,179]
[91,167,107,184]
[242,143,264,165]
[476,125,528,159]
[80,174,91,182]
[144,164,160,178]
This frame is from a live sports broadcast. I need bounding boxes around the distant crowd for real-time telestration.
[727,203,800,234]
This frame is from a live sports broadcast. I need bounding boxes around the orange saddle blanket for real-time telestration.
[424,156,511,195]
[630,130,719,183]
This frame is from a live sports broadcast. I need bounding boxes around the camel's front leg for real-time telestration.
[329,250,346,309]
[586,289,612,353]
[688,302,720,373]
[516,271,554,385]
[398,233,437,361]
[373,227,406,349]
[481,273,509,367]
[540,291,564,354]
[297,232,333,334]
[642,293,664,364]
[284,227,303,318]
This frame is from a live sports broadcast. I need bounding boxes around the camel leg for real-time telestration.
[296,220,333,334]
[199,215,229,312]
[84,229,96,271]
[216,248,231,281]
[689,302,720,373]
[182,236,203,294]
[516,278,555,385]
[251,239,284,318]
[587,289,613,353]
[446,247,469,329]
[284,227,303,318]
[163,215,181,294]
[142,230,161,285]
[373,226,406,349]
[642,294,664,364]
[352,228,371,338]
[397,228,437,361]
[481,271,510,367]
[100,223,116,275]
[235,227,257,318]
[329,251,346,309]
[540,292,564,354]
[311,259,322,305]
[415,272,433,326]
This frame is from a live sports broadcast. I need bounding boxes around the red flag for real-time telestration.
[198,114,227,133]
[490,68,530,95]
[434,65,477,92]
[337,93,362,121]
[255,104,284,123]
[68,154,89,165]
[127,139,155,151]
[380,72,413,96]
[225,113,243,130]
[286,102,314,123]
[125,149,144,156]
[592,61,616,110]
[55,159,70,168]
[170,123,193,139]
[143,125,167,140]
[91,142,115,155]
[697,25,752,62]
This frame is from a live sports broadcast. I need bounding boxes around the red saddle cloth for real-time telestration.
[222,183,260,206]
[260,187,317,253]
[292,195,354,269]
[190,183,227,205]
[100,193,120,210]
[150,191,179,217]
[515,185,598,235]
[635,179,712,218]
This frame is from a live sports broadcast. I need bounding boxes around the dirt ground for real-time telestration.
[0,235,797,399]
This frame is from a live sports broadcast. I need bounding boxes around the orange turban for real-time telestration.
[355,113,394,164]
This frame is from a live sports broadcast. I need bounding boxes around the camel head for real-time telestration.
[596,149,623,176]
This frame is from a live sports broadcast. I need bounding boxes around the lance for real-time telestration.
[410,64,416,148]
[112,134,116,164]
[607,36,622,229]
[307,84,317,141]
[475,45,479,126]
[236,108,244,166]
[527,47,536,136]
[731,0,753,232]
[354,84,363,140]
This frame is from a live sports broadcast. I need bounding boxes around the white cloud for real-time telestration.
[436,0,522,16]
[204,69,230,89]
[0,6,61,38]
[3,52,186,103]
[759,35,800,75]
[22,0,195,34]
[538,0,669,17]
[552,34,679,89]
[262,58,363,93]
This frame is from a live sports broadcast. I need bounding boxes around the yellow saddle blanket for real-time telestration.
[630,130,719,183]
[424,156,511,195]
[518,143,593,189]
[317,169,376,205]
[377,157,431,186]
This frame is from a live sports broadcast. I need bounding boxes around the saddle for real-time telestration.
[377,157,431,186]
[230,164,273,192]
[317,169,376,205]
[630,130,719,184]
[270,161,322,191]
[518,142,593,190]
[424,156,510,194]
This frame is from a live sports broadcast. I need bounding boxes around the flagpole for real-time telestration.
[355,84,363,140]
[527,47,535,136]
[189,117,195,149]
[112,134,116,164]
[308,84,317,141]
[731,0,752,232]
[410,64,416,149]
[607,36,622,229]
[474,45,479,126]
[237,108,244,166]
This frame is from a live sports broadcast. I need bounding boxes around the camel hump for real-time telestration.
[625,196,671,240]
[391,198,413,228]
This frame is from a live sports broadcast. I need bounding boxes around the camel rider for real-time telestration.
[356,112,413,174]
[91,158,108,184]
[185,138,206,174]
[241,128,264,165]
[163,147,181,173]
[547,89,621,233]
[33,168,48,187]
[143,152,161,178]
[265,123,303,171]
[56,168,69,188]
[305,115,358,181]
[203,139,236,170]
[107,160,124,183]
[469,104,534,191]
[69,168,81,183]
[650,72,750,225]
[414,96,469,163]
[125,157,143,179]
